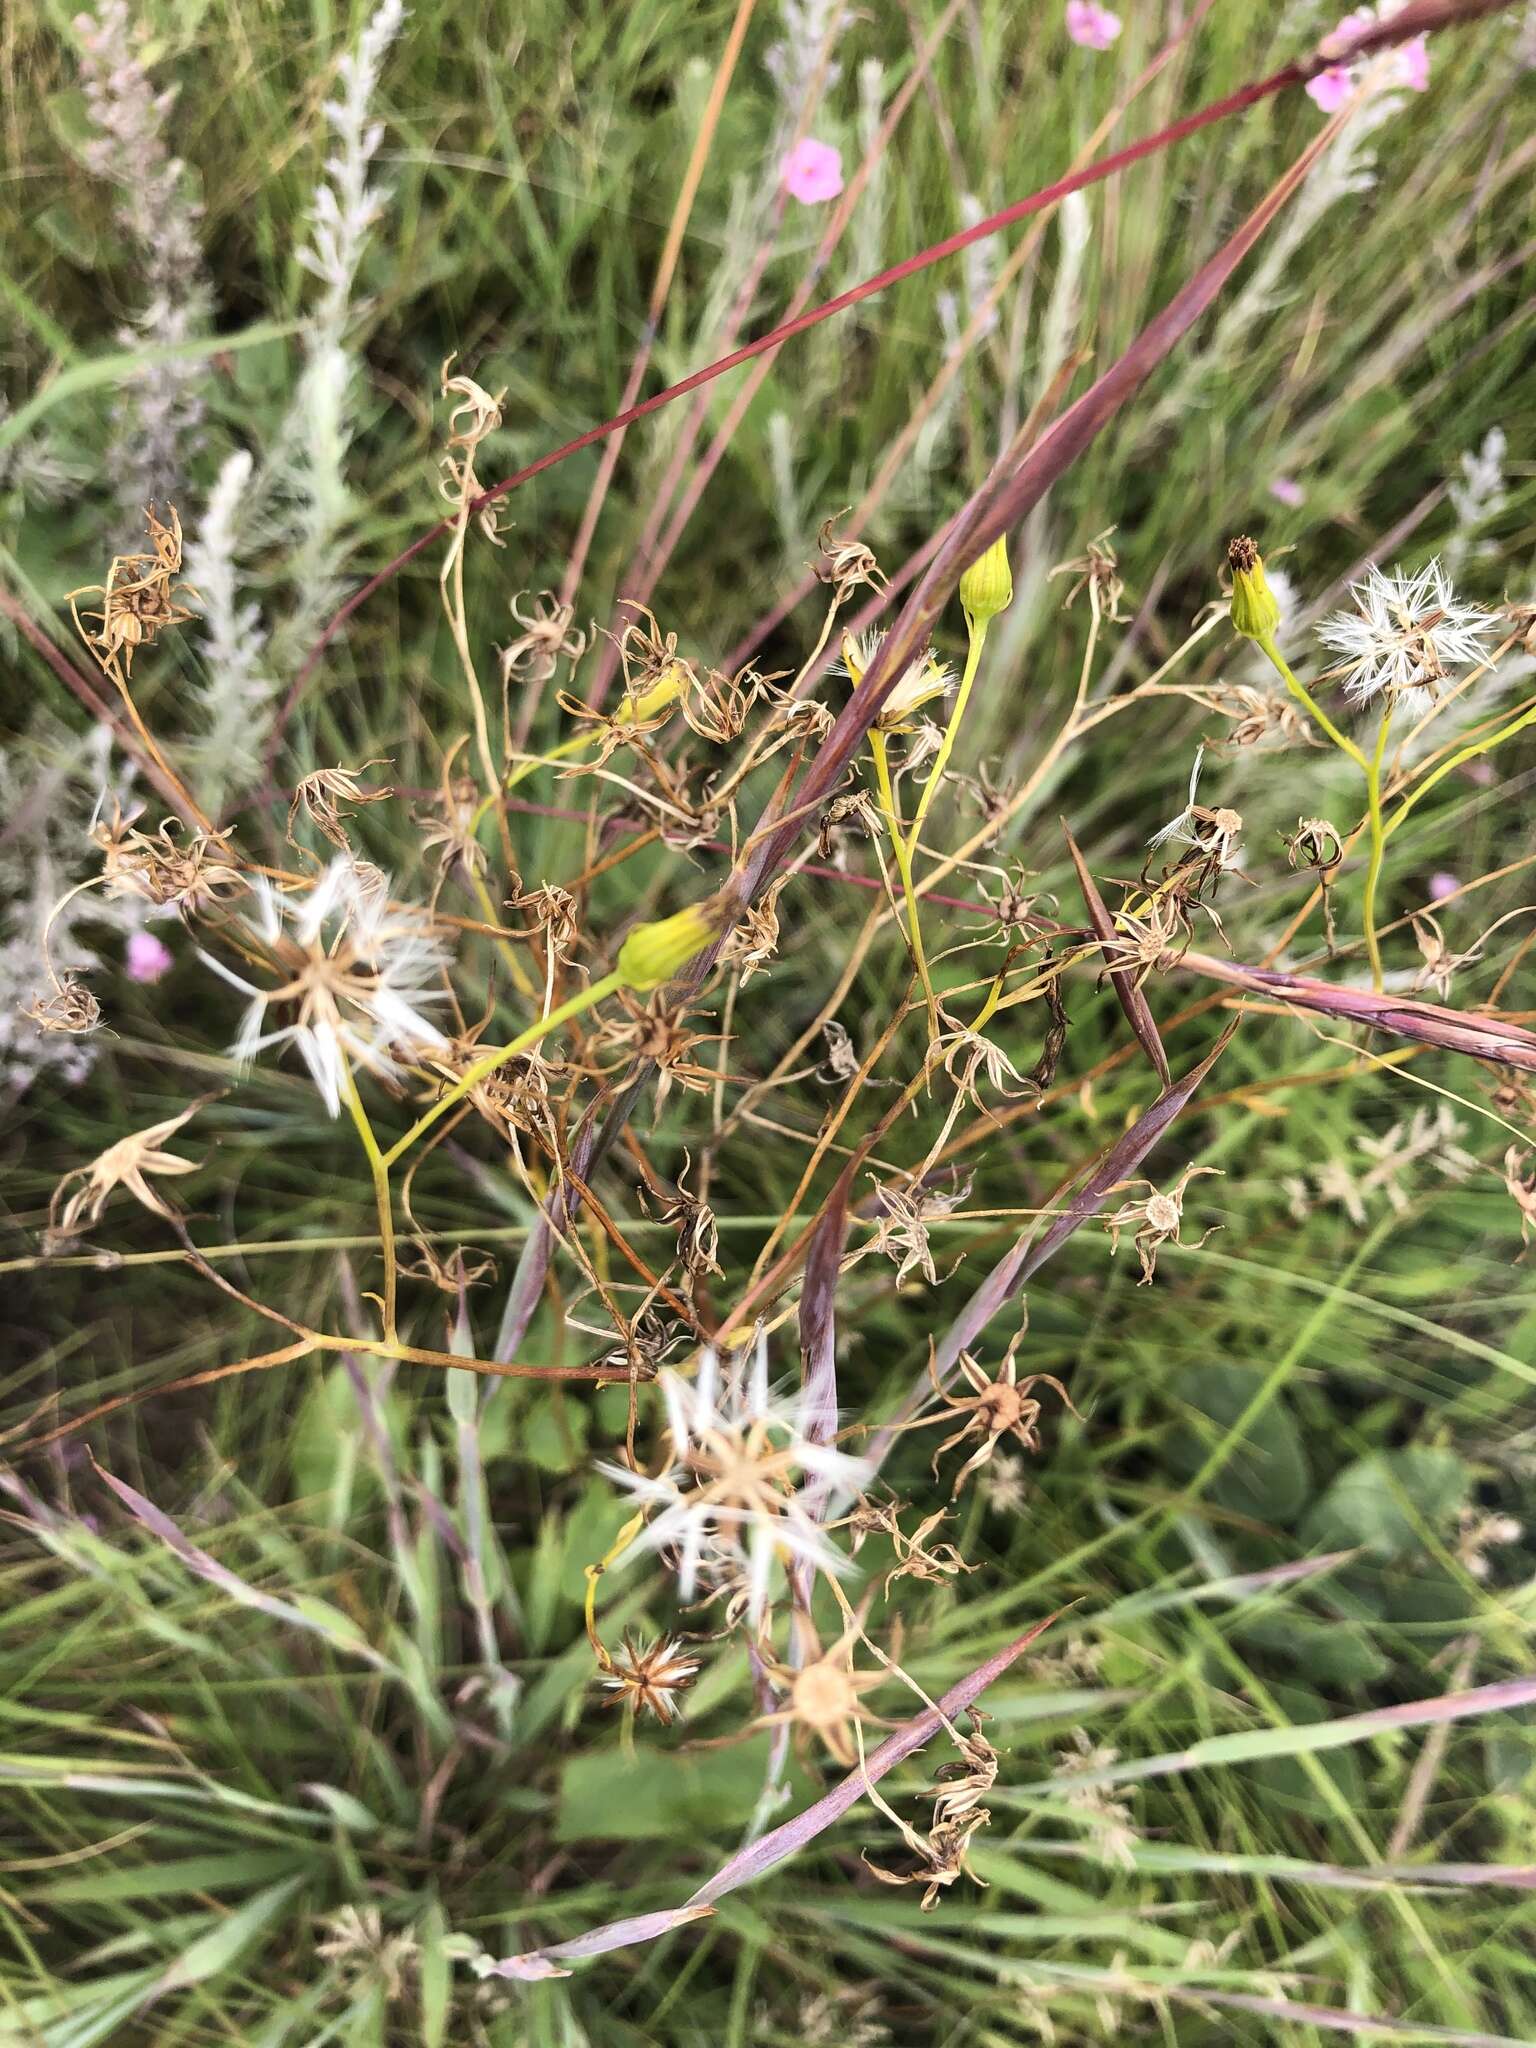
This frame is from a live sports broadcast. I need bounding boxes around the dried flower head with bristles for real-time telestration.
[757,1616,891,1765]
[288,761,391,852]
[1285,816,1344,873]
[597,1338,872,1621]
[501,591,590,685]
[1148,746,1243,877]
[68,503,198,685]
[1317,559,1495,714]
[25,973,102,1037]
[596,1632,699,1725]
[1409,911,1484,1001]
[198,859,449,1117]
[439,357,506,547]
[93,807,245,915]
[46,1101,203,1248]
[1504,1147,1536,1247]
[1103,1163,1223,1283]
[815,514,885,603]
[920,1321,1075,1494]
[1050,526,1127,620]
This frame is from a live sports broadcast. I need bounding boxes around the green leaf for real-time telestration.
[150,1875,305,1995]
[557,1740,769,1843]
[1167,1366,1312,1522]
[1301,1447,1469,1560]
[418,1896,450,2048]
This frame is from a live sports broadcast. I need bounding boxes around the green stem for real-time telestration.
[341,1061,398,1340]
[1255,634,1367,770]
[908,619,988,850]
[1384,703,1536,842]
[382,969,623,1169]
[470,731,593,837]
[1361,703,1392,992]
[869,729,938,1032]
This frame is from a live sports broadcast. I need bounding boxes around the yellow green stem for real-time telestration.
[1360,703,1392,992]
[1255,634,1367,770]
[470,731,594,838]
[908,620,988,850]
[382,968,623,1169]
[869,729,938,1032]
[341,1061,398,1340]
[1385,702,1536,842]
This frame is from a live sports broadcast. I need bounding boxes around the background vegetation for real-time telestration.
[2,1,1535,2043]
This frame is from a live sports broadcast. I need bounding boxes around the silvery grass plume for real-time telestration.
[598,1337,872,1621]
[0,400,84,515]
[74,1,211,528]
[181,451,273,810]
[266,0,407,677]
[198,857,447,1116]
[0,722,129,1094]
[1446,426,1508,569]
[1317,559,1496,713]
[766,0,849,115]
[1150,89,1398,440]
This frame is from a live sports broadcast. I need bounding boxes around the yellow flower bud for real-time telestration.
[616,899,721,991]
[624,665,685,723]
[960,533,1013,626]
[1227,535,1281,644]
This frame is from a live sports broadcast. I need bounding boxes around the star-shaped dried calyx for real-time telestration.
[46,1101,205,1249]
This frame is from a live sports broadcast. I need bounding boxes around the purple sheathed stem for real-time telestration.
[487,1611,1059,1978]
[1064,823,1170,1086]
[865,1027,1237,1473]
[1182,951,1536,1073]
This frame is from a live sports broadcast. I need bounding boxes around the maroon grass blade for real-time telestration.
[1064,822,1171,1087]
[866,1026,1237,1472]
[1181,950,1536,1074]
[733,118,1349,903]
[261,0,1518,759]
[486,1610,1061,1978]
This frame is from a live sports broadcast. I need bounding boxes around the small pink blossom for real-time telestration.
[1269,477,1306,509]
[1066,0,1121,49]
[1308,8,1431,111]
[1396,33,1430,92]
[126,930,174,983]
[1305,64,1354,112]
[781,138,843,205]
[1428,872,1460,902]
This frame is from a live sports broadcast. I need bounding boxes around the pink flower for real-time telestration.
[1396,33,1430,92]
[1308,9,1431,111]
[1305,64,1354,112]
[1428,872,1460,902]
[1269,476,1306,509]
[1066,0,1121,49]
[781,138,843,205]
[126,930,174,983]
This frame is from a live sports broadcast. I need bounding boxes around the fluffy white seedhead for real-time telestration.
[1317,560,1496,716]
[599,1335,872,1619]
[201,859,447,1116]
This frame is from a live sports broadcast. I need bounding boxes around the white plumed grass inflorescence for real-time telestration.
[73,1,211,527]
[182,452,274,810]
[268,0,407,678]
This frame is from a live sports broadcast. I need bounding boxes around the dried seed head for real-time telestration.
[596,1633,699,1724]
[25,974,101,1036]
